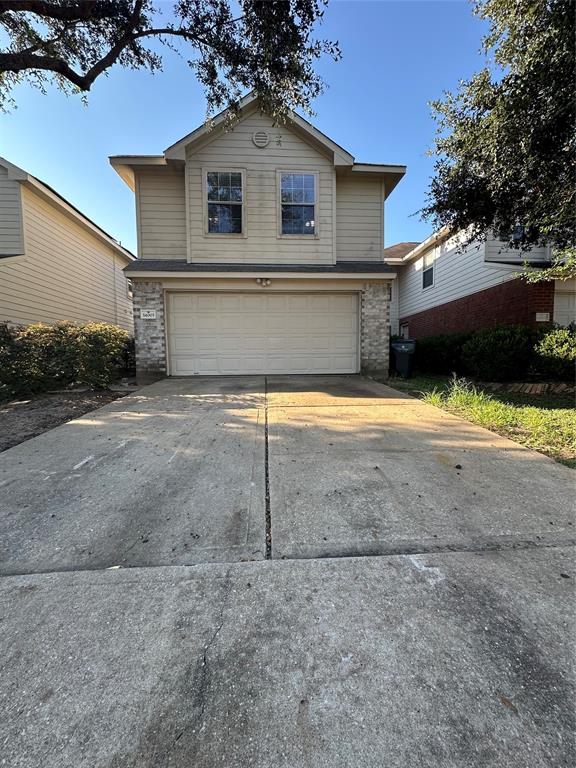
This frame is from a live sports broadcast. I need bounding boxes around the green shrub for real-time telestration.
[461,325,534,381]
[76,323,132,388]
[17,322,82,391]
[0,321,133,400]
[532,326,576,381]
[0,323,19,400]
[414,332,473,375]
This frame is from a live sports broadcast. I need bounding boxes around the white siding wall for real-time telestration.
[336,176,383,262]
[398,236,519,318]
[0,186,133,330]
[485,234,550,263]
[185,110,335,264]
[137,168,187,260]
[0,165,24,256]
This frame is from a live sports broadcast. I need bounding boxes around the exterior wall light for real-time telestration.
[255,278,272,287]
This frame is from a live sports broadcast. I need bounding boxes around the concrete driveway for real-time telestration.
[0,375,574,767]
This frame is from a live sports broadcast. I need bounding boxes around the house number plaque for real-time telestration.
[140,309,157,320]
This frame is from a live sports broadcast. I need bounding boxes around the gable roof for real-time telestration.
[110,93,406,196]
[164,92,355,165]
[0,157,135,262]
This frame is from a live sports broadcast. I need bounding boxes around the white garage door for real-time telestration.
[167,292,359,375]
[554,290,576,327]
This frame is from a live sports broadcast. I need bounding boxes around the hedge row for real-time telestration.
[411,325,575,382]
[0,322,134,399]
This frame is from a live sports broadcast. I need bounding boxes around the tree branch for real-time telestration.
[0,7,226,93]
[0,1,98,21]
[0,0,147,90]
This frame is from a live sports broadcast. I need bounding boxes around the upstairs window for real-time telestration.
[280,172,316,235]
[422,251,434,289]
[206,171,243,234]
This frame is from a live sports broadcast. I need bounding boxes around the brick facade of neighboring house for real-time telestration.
[399,279,555,340]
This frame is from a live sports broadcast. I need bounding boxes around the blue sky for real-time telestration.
[1,0,488,253]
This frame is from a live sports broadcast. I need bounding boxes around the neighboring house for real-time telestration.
[386,229,575,338]
[110,93,405,381]
[0,157,135,332]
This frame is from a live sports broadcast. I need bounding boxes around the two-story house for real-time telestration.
[111,94,404,382]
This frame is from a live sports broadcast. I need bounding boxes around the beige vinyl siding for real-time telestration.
[336,176,383,261]
[398,237,520,319]
[0,186,133,330]
[136,168,187,260]
[0,165,24,256]
[185,110,334,264]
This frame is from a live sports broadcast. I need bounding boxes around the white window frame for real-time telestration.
[126,278,133,300]
[422,251,435,290]
[202,168,246,238]
[277,170,319,239]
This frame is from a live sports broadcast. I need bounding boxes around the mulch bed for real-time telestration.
[482,381,575,395]
[0,391,128,453]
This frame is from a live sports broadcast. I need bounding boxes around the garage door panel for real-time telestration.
[332,336,357,353]
[168,292,359,375]
[285,295,309,311]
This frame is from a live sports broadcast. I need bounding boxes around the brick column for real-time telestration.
[360,282,391,374]
[132,281,167,384]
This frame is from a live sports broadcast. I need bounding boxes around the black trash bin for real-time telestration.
[391,339,416,378]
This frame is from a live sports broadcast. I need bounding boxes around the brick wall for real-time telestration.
[399,278,555,339]
[361,282,391,373]
[132,281,167,383]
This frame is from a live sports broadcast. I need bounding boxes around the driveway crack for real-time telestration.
[176,568,233,743]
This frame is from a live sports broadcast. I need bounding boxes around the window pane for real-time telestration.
[281,173,315,204]
[304,174,316,203]
[208,203,242,233]
[230,173,242,202]
[281,204,315,235]
[280,173,293,202]
[207,171,242,202]
[422,265,434,289]
[207,172,219,201]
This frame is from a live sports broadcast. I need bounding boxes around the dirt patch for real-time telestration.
[0,391,128,453]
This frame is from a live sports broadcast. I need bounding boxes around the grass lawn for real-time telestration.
[389,375,576,468]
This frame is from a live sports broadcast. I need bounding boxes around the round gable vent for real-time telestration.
[252,130,270,148]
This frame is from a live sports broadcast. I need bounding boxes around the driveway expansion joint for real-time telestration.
[264,376,272,560]
[276,535,576,562]
[1,537,575,580]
